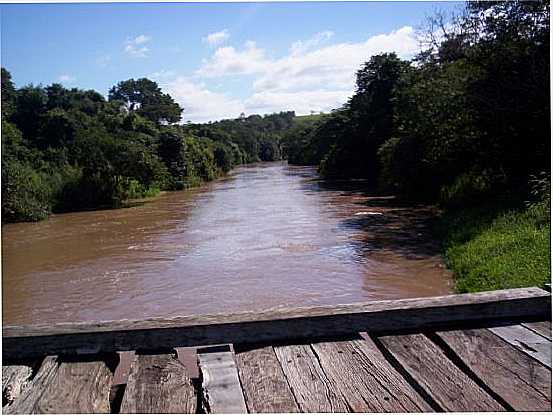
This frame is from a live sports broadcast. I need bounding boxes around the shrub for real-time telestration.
[1,159,52,222]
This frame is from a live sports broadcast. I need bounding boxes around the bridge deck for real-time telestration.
[2,288,552,413]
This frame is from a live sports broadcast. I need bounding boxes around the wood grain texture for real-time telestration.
[4,356,59,414]
[3,287,550,359]
[198,350,247,414]
[274,344,350,412]
[521,321,552,341]
[235,346,299,413]
[120,353,196,414]
[31,360,112,413]
[2,365,33,406]
[489,324,552,368]
[175,347,199,379]
[437,328,551,411]
[310,338,432,412]
[112,351,135,386]
[379,333,505,412]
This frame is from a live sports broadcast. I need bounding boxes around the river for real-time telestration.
[2,162,453,325]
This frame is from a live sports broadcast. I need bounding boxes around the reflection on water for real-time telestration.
[2,162,452,325]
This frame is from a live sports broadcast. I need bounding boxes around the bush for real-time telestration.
[213,143,233,172]
[1,159,52,222]
[378,136,424,196]
[439,170,506,208]
[184,136,217,183]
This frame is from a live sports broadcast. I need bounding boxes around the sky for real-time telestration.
[1,1,463,123]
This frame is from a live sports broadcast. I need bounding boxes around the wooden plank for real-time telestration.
[489,324,551,368]
[274,344,349,412]
[31,359,112,413]
[310,338,432,412]
[235,346,299,413]
[378,333,505,411]
[198,348,247,414]
[120,353,196,414]
[2,365,33,406]
[4,357,59,414]
[112,351,135,386]
[175,347,199,379]
[522,321,552,340]
[3,287,550,359]
[437,328,551,411]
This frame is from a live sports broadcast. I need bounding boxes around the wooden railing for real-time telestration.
[3,287,550,360]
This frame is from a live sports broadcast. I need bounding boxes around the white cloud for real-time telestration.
[290,30,334,56]
[245,89,351,116]
[197,41,268,77]
[58,74,76,84]
[150,69,176,79]
[133,34,151,45]
[203,29,230,46]
[162,26,421,122]
[165,77,246,123]
[124,34,151,58]
[254,26,418,95]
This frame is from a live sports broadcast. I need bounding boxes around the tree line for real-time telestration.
[1,72,294,223]
[282,0,550,209]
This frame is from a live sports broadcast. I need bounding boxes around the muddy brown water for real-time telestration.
[2,162,453,326]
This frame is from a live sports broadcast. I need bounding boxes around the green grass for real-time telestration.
[439,202,550,293]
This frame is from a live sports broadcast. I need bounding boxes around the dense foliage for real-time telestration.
[284,0,550,209]
[1,71,290,223]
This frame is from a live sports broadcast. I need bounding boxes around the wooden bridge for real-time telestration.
[2,287,551,413]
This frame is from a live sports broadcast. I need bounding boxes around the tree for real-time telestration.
[319,53,410,181]
[1,68,17,118]
[158,128,187,186]
[11,84,47,140]
[108,78,183,124]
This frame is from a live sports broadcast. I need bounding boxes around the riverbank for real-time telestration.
[439,201,550,293]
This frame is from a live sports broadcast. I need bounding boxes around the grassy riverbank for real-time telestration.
[439,200,550,293]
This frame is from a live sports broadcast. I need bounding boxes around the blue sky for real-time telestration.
[1,1,463,122]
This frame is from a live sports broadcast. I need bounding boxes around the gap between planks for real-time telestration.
[434,328,551,411]
[376,332,506,412]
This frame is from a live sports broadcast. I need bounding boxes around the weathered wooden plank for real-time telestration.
[274,344,349,412]
[235,346,299,413]
[112,351,135,386]
[31,359,112,413]
[4,357,58,414]
[310,338,432,412]
[175,347,200,379]
[198,348,247,414]
[522,321,552,341]
[489,324,552,368]
[3,287,550,359]
[120,353,196,414]
[378,333,505,411]
[2,365,33,406]
[436,328,551,411]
